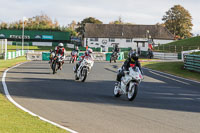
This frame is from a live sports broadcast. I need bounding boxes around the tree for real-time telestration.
[76,17,103,38]
[109,16,134,25]
[109,16,123,24]
[0,22,8,29]
[0,14,61,31]
[162,5,193,39]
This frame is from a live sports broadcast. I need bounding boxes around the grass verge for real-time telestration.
[141,61,200,82]
[0,57,68,133]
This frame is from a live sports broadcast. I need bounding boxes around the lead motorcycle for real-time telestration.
[114,66,143,101]
[73,56,94,82]
[52,54,64,74]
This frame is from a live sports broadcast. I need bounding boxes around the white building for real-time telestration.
[84,23,174,52]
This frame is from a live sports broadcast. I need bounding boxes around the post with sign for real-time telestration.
[4,39,7,60]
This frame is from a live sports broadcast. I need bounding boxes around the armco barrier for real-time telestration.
[153,52,178,60]
[184,54,200,72]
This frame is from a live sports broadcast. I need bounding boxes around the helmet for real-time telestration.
[58,43,64,47]
[130,52,138,61]
[87,48,93,54]
[85,48,93,56]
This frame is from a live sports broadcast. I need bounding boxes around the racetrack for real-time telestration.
[3,61,200,133]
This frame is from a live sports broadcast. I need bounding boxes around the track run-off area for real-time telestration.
[3,61,200,133]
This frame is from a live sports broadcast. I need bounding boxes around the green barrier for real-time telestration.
[106,53,112,61]
[184,54,200,72]
[42,52,50,61]
[178,53,182,59]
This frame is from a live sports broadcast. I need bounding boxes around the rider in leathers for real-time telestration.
[74,48,93,73]
[55,43,65,70]
[117,52,142,82]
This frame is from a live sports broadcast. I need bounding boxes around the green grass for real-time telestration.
[141,61,200,82]
[7,45,73,52]
[0,56,28,72]
[154,36,200,53]
[190,51,200,55]
[0,57,68,133]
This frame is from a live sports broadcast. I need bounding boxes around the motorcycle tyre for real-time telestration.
[127,84,138,101]
[81,69,88,82]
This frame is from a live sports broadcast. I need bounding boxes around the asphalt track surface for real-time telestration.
[2,61,200,133]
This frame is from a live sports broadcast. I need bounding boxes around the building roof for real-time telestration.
[84,23,174,40]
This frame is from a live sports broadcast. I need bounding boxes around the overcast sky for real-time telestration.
[0,0,199,35]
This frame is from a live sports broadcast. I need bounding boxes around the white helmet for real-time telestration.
[58,43,64,47]
[87,48,93,54]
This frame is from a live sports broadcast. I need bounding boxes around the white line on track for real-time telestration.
[1,62,78,133]
[143,67,200,84]
[149,70,190,85]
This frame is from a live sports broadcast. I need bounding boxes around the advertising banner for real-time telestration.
[42,35,53,40]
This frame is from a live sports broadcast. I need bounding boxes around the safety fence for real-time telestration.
[184,54,200,72]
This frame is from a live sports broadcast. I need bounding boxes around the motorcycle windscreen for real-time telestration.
[84,56,92,61]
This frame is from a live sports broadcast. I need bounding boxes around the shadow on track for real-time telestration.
[5,76,200,113]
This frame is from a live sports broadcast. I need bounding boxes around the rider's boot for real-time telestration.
[74,63,79,73]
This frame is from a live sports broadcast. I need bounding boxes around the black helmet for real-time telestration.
[130,52,138,61]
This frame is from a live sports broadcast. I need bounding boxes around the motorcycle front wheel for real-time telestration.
[127,84,138,101]
[75,74,79,80]
[52,61,57,74]
[81,68,88,82]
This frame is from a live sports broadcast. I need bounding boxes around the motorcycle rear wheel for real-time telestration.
[114,86,121,97]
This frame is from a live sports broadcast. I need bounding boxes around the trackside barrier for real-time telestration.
[4,50,26,60]
[181,49,200,61]
[27,52,124,61]
[184,54,200,72]
[153,52,178,60]
[26,52,42,60]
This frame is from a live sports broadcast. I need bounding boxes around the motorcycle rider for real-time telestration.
[55,43,66,70]
[74,48,93,73]
[71,46,79,56]
[114,44,120,53]
[116,51,143,82]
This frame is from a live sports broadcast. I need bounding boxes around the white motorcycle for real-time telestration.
[74,56,94,82]
[114,66,143,101]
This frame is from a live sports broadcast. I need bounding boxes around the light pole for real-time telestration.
[22,17,28,53]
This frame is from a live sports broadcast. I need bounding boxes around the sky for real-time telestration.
[0,0,199,35]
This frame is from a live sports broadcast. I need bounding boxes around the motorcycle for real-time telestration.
[110,51,118,63]
[69,50,78,63]
[49,51,55,69]
[114,66,143,101]
[73,56,94,82]
[52,54,64,74]
[147,51,154,59]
